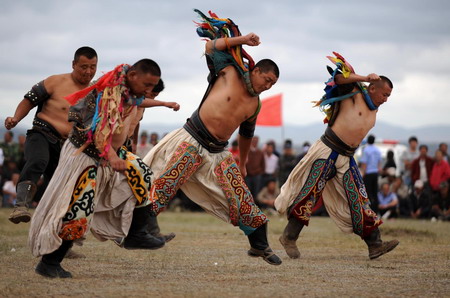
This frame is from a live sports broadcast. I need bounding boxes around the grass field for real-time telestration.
[0,208,449,297]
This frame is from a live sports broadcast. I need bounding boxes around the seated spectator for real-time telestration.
[377,182,399,219]
[429,150,450,194]
[256,179,280,212]
[2,172,19,208]
[431,181,450,221]
[408,180,432,219]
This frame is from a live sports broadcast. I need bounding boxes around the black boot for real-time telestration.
[123,205,165,250]
[148,214,176,243]
[279,217,304,259]
[363,228,399,259]
[9,181,37,224]
[35,240,73,278]
[247,223,282,265]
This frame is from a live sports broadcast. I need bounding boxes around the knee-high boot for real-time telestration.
[35,240,73,278]
[247,223,282,265]
[279,217,304,259]
[9,181,37,224]
[363,228,399,259]
[123,205,165,250]
[148,214,176,243]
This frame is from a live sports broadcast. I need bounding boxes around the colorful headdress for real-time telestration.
[194,9,255,77]
[65,64,144,159]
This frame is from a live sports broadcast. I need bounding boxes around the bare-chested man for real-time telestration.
[5,46,97,224]
[275,53,399,260]
[29,59,163,278]
[142,11,281,265]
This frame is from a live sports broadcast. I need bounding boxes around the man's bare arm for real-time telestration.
[4,99,35,130]
[335,73,380,85]
[205,33,260,55]
[140,98,180,111]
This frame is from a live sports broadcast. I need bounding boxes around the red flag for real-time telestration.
[256,93,282,126]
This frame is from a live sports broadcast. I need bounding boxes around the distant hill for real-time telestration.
[2,121,449,148]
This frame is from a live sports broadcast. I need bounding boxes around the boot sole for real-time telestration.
[124,243,165,250]
[8,215,31,224]
[370,240,400,260]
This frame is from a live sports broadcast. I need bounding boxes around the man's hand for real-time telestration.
[4,117,18,130]
[244,33,260,47]
[107,150,127,172]
[166,102,180,111]
[366,73,380,82]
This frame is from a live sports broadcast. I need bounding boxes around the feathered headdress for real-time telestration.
[194,9,255,73]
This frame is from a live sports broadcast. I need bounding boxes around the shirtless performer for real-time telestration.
[275,52,399,260]
[5,47,97,224]
[29,59,163,278]
[142,10,281,265]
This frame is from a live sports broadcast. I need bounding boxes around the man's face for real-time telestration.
[127,71,160,97]
[409,140,418,150]
[250,68,278,94]
[72,55,97,85]
[369,82,392,107]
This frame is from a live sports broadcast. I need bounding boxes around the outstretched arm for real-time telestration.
[335,73,380,85]
[205,33,260,55]
[4,99,34,130]
[139,98,180,111]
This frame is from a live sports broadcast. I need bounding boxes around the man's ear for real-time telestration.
[127,69,138,81]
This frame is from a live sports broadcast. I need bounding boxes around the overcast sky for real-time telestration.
[1,0,449,132]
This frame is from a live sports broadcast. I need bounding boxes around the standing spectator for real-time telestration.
[2,172,20,208]
[136,131,152,158]
[360,135,382,213]
[411,145,434,189]
[430,181,450,220]
[0,131,20,164]
[429,150,450,193]
[256,178,280,212]
[278,139,297,186]
[382,150,396,177]
[377,182,399,219]
[149,132,159,147]
[400,136,419,188]
[229,139,240,165]
[245,136,265,198]
[263,141,279,187]
[408,180,432,219]
[438,142,449,162]
[297,141,310,163]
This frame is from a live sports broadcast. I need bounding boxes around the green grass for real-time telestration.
[0,209,449,297]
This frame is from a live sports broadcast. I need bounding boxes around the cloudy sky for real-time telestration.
[1,0,449,132]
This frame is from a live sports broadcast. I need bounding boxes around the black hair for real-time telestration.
[74,46,97,61]
[131,59,161,77]
[419,144,428,151]
[153,79,165,93]
[408,136,418,143]
[367,135,375,144]
[380,75,393,89]
[254,59,279,78]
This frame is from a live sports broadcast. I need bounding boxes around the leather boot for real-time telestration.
[9,181,37,224]
[363,228,399,259]
[279,217,304,259]
[123,205,165,250]
[35,240,73,278]
[148,214,176,243]
[247,223,282,265]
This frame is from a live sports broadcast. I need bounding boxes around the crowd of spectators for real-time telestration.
[2,129,449,222]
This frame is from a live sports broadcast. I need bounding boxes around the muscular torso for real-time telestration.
[199,66,259,141]
[330,89,377,147]
[37,74,89,138]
